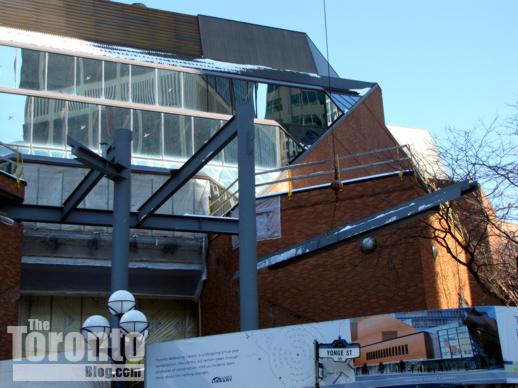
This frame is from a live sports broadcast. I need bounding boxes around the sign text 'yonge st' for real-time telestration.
[318,346,360,362]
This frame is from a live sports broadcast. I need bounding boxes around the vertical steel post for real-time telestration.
[111,128,132,295]
[237,103,258,331]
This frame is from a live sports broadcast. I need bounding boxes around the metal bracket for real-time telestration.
[68,136,124,181]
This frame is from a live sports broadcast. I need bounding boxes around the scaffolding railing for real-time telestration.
[209,145,414,217]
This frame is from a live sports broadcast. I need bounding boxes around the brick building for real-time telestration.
[0,0,499,361]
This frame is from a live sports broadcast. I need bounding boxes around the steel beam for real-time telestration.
[136,116,239,225]
[111,129,132,293]
[61,148,117,221]
[1,204,239,234]
[234,180,478,275]
[236,103,258,331]
[68,136,123,180]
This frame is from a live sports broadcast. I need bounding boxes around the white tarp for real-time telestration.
[232,197,281,248]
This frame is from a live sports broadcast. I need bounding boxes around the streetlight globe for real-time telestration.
[81,315,110,340]
[108,290,136,316]
[119,310,149,334]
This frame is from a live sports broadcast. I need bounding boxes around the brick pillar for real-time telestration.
[0,221,22,360]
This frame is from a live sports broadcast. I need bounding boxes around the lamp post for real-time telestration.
[81,289,148,386]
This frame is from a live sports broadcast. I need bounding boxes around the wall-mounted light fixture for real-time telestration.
[360,236,377,254]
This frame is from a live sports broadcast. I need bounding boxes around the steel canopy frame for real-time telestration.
[61,143,117,221]
[1,104,260,331]
[2,204,239,234]
[234,179,479,276]
[136,113,240,225]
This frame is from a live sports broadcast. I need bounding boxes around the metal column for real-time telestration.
[237,104,258,331]
[111,128,132,293]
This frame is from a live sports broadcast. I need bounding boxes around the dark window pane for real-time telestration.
[223,138,238,166]
[19,49,45,91]
[158,69,182,107]
[68,101,100,150]
[193,117,223,161]
[326,94,342,126]
[47,53,75,94]
[100,106,131,144]
[132,110,161,157]
[265,85,327,147]
[232,79,255,108]
[255,124,278,168]
[163,114,193,160]
[76,57,102,98]
[207,76,232,114]
[131,65,155,105]
[104,61,129,101]
[183,73,208,112]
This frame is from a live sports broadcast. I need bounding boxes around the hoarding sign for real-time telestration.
[146,306,518,387]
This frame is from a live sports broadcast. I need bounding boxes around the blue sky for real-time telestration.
[119,0,518,140]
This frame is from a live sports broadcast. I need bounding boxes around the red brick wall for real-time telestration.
[0,174,23,360]
[200,86,501,336]
[201,175,438,335]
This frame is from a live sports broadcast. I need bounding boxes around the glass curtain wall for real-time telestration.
[0,43,357,172]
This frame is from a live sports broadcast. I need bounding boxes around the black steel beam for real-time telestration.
[68,137,123,181]
[62,169,104,220]
[2,204,239,234]
[61,147,117,221]
[235,180,478,275]
[137,114,239,224]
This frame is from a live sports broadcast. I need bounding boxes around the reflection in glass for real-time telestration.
[0,45,20,88]
[158,69,182,108]
[207,76,232,114]
[19,49,45,91]
[222,138,238,166]
[193,117,223,161]
[255,124,278,168]
[104,61,129,101]
[100,106,131,144]
[0,92,30,145]
[68,102,100,150]
[326,94,342,126]
[47,53,75,94]
[164,114,193,160]
[265,85,327,146]
[183,73,208,112]
[76,57,102,98]
[232,79,254,107]
[133,110,161,157]
[32,97,66,147]
[131,65,155,105]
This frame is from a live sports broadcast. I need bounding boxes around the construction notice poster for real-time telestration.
[145,306,518,387]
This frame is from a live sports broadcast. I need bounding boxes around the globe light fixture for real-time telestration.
[119,310,149,334]
[81,315,111,339]
[108,290,136,316]
[81,315,111,357]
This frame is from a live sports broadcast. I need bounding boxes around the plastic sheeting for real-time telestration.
[232,196,281,249]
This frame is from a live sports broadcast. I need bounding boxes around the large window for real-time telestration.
[0,44,350,146]
[1,43,358,178]
[0,92,301,169]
